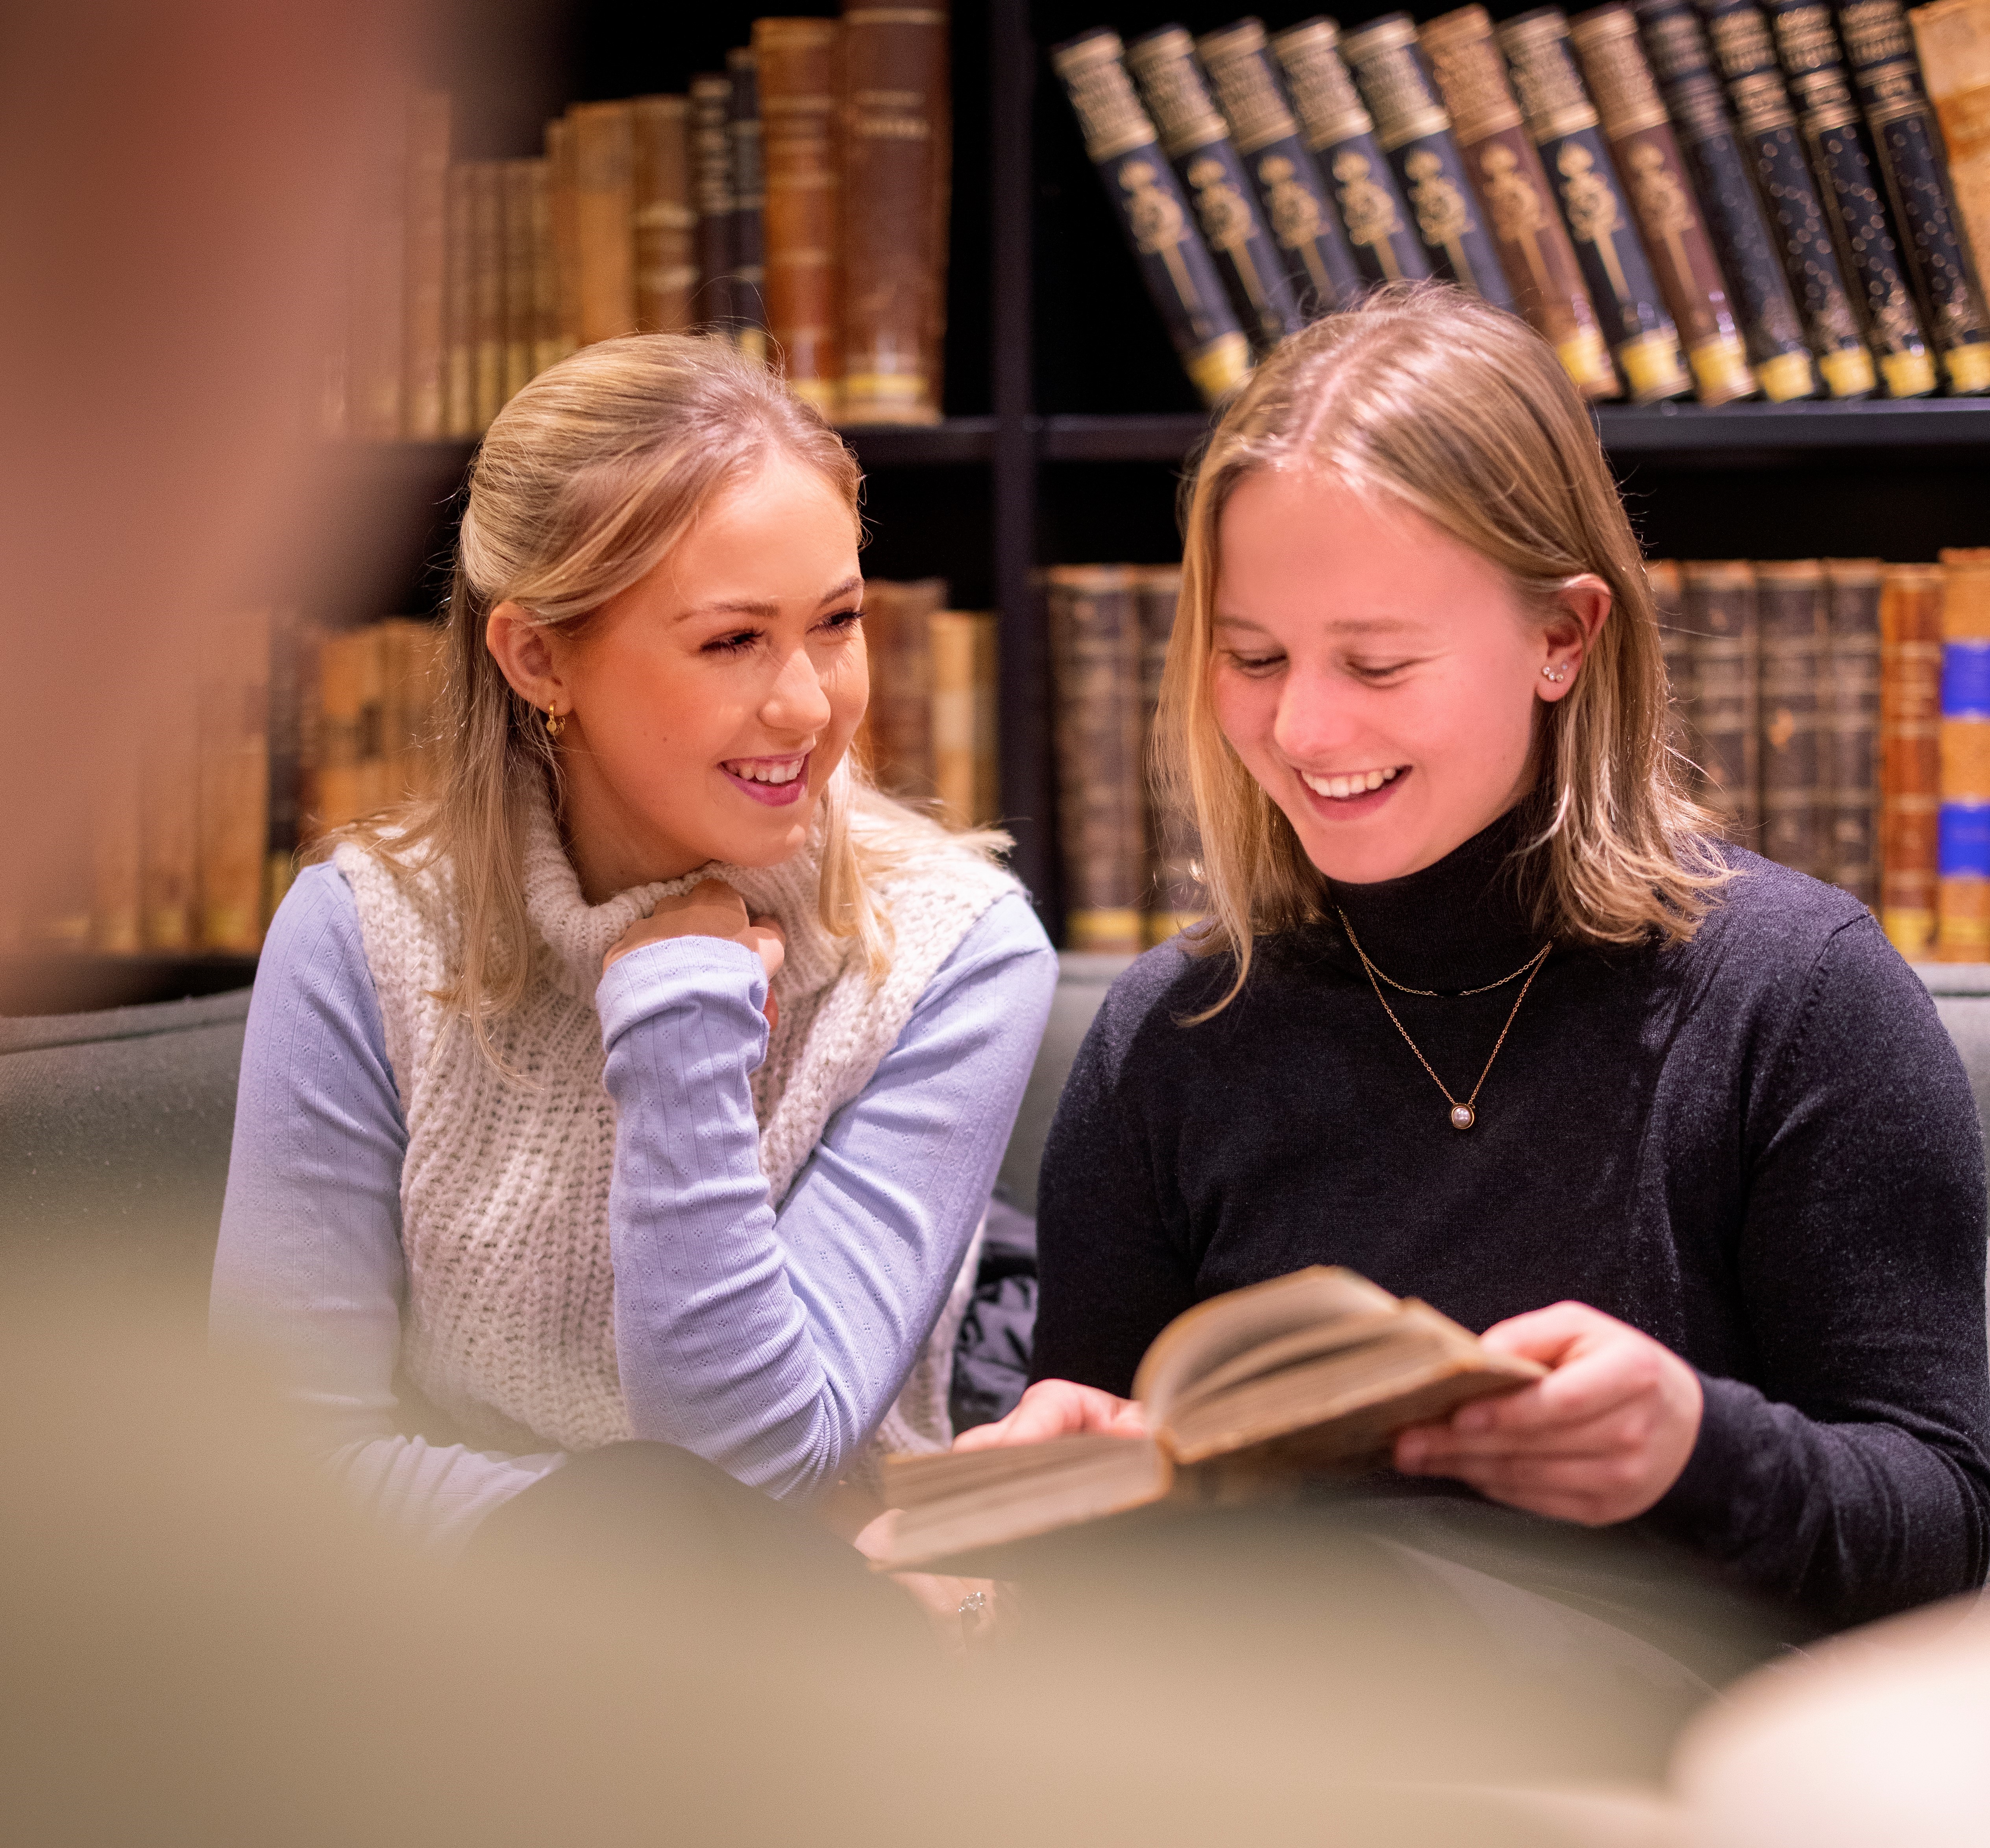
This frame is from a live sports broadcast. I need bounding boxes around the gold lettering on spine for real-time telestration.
[1333,150,1407,276]
[1624,138,1700,286]
[1257,153,1334,296]
[1119,157,1201,311]
[1559,142,1633,300]
[1404,147,1481,286]
[1185,156,1273,313]
[1477,144,1554,296]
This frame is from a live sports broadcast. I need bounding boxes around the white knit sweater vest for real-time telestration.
[334,775,1019,1468]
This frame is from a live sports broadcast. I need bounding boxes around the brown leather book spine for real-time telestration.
[1571,4,1761,400]
[403,91,451,440]
[569,101,637,346]
[469,162,504,430]
[1648,559,1700,791]
[755,19,843,416]
[1755,560,1830,876]
[198,609,272,953]
[1685,560,1762,838]
[1824,557,1884,903]
[632,96,696,335]
[841,4,950,425]
[546,117,584,362]
[1135,565,1204,943]
[443,163,476,439]
[501,160,537,403]
[1422,5,1621,395]
[1913,0,1990,297]
[863,577,947,798]
[729,48,771,358]
[1048,566,1147,954]
[527,158,560,379]
[690,73,739,332]
[930,610,1001,828]
[379,619,449,805]
[1880,561,1944,954]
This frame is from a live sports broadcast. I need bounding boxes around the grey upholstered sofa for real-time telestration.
[6,956,1990,1330]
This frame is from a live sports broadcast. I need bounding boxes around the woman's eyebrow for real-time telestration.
[820,575,863,604]
[1213,611,1415,634]
[672,577,863,624]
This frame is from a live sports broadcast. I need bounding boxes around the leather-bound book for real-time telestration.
[1196,19,1365,315]
[1271,17,1435,284]
[1135,565,1204,944]
[1422,5,1621,395]
[501,160,537,402]
[728,47,770,360]
[1500,10,1694,400]
[1047,566,1147,955]
[1648,559,1700,789]
[1049,30,1254,406]
[1824,557,1884,904]
[1633,0,1821,397]
[468,162,504,430]
[755,20,843,414]
[1339,14,1522,306]
[1700,0,1879,394]
[528,158,562,379]
[1838,0,1990,391]
[379,619,449,805]
[569,102,638,347]
[1913,0,1990,284]
[632,96,696,336]
[862,577,947,800]
[198,609,272,953]
[1127,25,1308,351]
[1571,5,1759,399]
[931,609,1001,828]
[403,91,451,440]
[1685,560,1761,839]
[1940,547,1990,956]
[1879,561,1945,954]
[690,74,738,332]
[1765,0,1938,396]
[1755,560,1830,876]
[546,117,584,362]
[841,3,951,424]
[443,164,476,438]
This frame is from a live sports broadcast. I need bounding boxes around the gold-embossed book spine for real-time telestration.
[728,47,769,359]
[756,18,843,416]
[1912,0,1990,287]
[1341,13,1522,308]
[632,96,696,336]
[1272,17,1437,284]
[1880,561,1945,953]
[1050,30,1254,405]
[1756,560,1831,876]
[1501,7,1694,400]
[1824,557,1885,904]
[691,72,741,336]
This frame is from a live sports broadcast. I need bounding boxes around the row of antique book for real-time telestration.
[330,6,951,443]
[1053,0,1990,407]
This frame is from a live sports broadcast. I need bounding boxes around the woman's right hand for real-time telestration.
[952,1378,1147,1452]
[603,878,786,1025]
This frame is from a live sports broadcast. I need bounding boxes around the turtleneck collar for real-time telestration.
[1319,802,1549,993]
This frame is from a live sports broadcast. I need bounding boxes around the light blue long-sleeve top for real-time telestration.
[211,862,1056,1557]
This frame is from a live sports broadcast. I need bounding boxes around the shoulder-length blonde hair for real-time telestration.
[334,333,997,1059]
[1161,283,1725,1009]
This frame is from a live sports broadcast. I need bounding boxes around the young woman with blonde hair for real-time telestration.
[978,286,1990,1637]
[211,335,1054,1570]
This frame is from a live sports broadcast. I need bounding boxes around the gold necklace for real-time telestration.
[1336,910,1551,1131]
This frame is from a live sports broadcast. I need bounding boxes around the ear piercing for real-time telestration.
[544,706,567,740]
[1541,663,1571,684]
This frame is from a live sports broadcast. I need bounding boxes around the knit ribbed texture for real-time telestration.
[335,768,1018,1463]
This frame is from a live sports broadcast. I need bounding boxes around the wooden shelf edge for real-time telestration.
[0,952,259,1019]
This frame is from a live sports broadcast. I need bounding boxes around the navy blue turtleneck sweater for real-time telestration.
[1032,815,1990,1629]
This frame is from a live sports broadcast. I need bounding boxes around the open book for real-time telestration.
[872,1267,1545,1572]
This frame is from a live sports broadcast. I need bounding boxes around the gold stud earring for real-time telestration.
[545,706,566,741]
[1541,663,1571,685]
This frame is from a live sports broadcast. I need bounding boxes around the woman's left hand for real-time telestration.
[1392,1301,1703,1526]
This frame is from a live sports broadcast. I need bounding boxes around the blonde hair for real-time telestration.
[335,333,1001,1061]
[1161,284,1726,1012]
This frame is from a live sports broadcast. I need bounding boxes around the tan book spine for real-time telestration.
[841,4,950,425]
[756,18,843,416]
[546,117,584,362]
[1648,559,1698,793]
[443,164,477,438]
[312,627,386,834]
[1421,6,1622,396]
[1880,561,1944,955]
[1685,560,1761,839]
[527,158,562,379]
[930,610,1000,828]
[729,47,771,356]
[198,610,272,953]
[1136,565,1203,944]
[403,91,451,440]
[501,160,538,403]
[1755,560,1829,877]
[862,577,946,798]
[1048,565,1147,954]
[350,94,408,439]
[1823,558,1884,906]
[1912,0,1990,277]
[90,730,144,954]
[570,101,638,346]
[1939,546,1990,957]
[140,649,201,951]
[469,162,505,431]
[633,95,697,334]
[379,618,449,806]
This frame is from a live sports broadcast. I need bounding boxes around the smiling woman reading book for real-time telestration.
[976,285,1990,1637]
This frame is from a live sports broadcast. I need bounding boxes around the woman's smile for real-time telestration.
[1295,763,1407,818]
[721,751,812,806]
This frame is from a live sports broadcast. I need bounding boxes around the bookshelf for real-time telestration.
[29,0,1990,1016]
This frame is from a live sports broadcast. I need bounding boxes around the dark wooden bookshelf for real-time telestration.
[0,955,258,1020]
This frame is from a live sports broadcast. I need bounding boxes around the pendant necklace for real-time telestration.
[1336,909,1551,1131]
